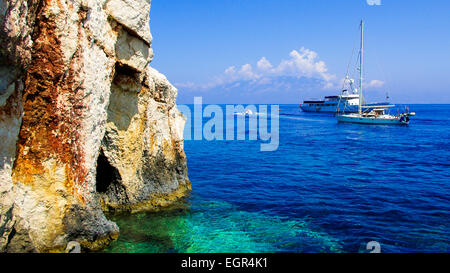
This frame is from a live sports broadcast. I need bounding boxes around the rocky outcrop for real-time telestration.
[0,0,189,252]
[99,66,190,212]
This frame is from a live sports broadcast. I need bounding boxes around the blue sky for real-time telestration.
[150,0,450,104]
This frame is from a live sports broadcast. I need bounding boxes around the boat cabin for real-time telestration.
[363,108,389,117]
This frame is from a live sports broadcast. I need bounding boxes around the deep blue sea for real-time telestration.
[105,104,450,253]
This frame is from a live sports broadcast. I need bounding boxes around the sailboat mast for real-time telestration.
[359,20,364,115]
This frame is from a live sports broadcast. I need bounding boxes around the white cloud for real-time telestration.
[256,77,272,86]
[256,57,273,71]
[366,0,381,6]
[324,82,336,90]
[366,79,385,88]
[175,46,384,92]
[238,64,259,80]
[198,47,337,89]
[271,48,335,82]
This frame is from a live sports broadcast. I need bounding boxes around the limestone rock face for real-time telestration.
[99,67,190,212]
[105,0,152,44]
[0,0,189,252]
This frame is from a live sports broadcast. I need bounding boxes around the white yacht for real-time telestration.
[336,20,415,125]
[337,106,415,125]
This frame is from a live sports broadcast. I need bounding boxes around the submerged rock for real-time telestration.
[0,0,189,252]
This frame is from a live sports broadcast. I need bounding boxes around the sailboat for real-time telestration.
[336,20,415,125]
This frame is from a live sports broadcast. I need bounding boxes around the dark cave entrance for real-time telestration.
[95,149,121,193]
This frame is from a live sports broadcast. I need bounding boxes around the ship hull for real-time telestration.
[300,103,359,113]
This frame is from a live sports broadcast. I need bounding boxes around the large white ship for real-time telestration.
[299,90,360,113]
[299,77,389,113]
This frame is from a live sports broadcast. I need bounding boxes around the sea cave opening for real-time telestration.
[95,149,121,193]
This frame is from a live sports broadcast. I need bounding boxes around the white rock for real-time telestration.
[116,27,152,72]
[105,0,152,44]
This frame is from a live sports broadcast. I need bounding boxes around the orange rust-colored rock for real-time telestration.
[14,8,87,196]
[1,0,119,253]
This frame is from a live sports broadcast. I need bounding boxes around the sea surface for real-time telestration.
[104,104,450,253]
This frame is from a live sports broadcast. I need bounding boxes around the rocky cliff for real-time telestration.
[0,0,190,252]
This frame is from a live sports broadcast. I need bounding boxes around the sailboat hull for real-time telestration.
[337,114,409,125]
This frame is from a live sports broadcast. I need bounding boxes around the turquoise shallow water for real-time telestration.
[105,199,342,253]
[104,104,450,253]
